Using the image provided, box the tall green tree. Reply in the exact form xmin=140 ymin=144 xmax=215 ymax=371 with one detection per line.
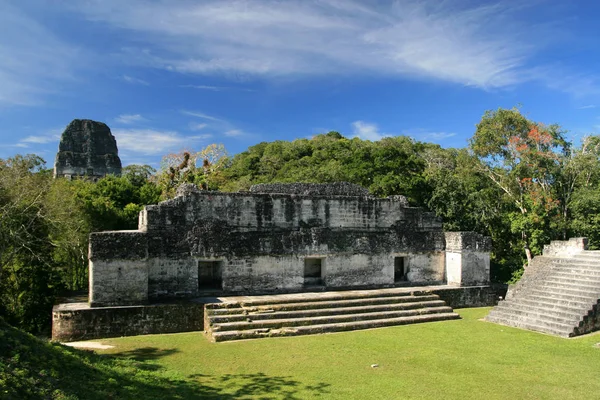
xmin=469 ymin=107 xmax=568 ymax=265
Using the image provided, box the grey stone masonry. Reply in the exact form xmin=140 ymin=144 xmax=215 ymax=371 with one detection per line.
xmin=89 ymin=182 xmax=491 ymax=306
xmin=485 ymin=238 xmax=600 ymax=337
xmin=204 ymin=287 xmax=461 ymax=342
xmin=54 ymin=119 xmax=122 ymax=180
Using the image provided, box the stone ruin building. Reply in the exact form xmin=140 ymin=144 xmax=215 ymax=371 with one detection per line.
xmin=88 ymin=182 xmax=491 ymax=306
xmin=53 ymin=182 xmax=497 ymax=342
xmin=53 ymin=119 xmax=122 ymax=181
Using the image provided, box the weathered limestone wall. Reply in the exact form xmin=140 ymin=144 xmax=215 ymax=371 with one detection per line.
xmin=88 ymin=183 xmax=491 ymax=306
xmin=139 ymin=191 xmax=442 ymax=235
xmin=89 ymin=231 xmax=148 ymax=307
xmin=444 ymin=232 xmax=491 ymax=286
xmin=543 ymin=237 xmax=588 ymax=257
xmin=52 ymin=302 xmax=203 ymax=342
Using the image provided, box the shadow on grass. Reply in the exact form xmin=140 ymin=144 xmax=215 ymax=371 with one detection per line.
xmin=188 ymin=372 xmax=331 ymax=399
xmin=1 ymin=319 xmax=330 ymax=399
xmin=114 ymin=346 xmax=180 ymax=362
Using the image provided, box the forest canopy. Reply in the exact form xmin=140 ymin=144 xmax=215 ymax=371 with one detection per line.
xmin=2 ymin=107 xmax=600 ymax=334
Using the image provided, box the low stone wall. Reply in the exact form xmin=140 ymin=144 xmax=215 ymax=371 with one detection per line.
xmin=52 ymin=302 xmax=204 ymax=342
xmin=434 ymin=286 xmax=501 ymax=308
xmin=52 ymin=286 xmax=500 ymax=342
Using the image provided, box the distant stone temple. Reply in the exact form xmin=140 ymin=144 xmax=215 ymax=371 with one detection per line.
xmin=53 ymin=119 xmax=122 ymax=180
xmin=88 ymin=182 xmax=492 ymax=306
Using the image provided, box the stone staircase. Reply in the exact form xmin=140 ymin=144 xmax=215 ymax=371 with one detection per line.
xmin=485 ymin=245 xmax=600 ymax=337
xmin=204 ymin=288 xmax=460 ymax=342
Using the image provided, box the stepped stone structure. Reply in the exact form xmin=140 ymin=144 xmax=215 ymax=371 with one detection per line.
xmin=53 ymin=182 xmax=497 ymax=342
xmin=204 ymin=288 xmax=463 ymax=342
xmin=485 ymin=238 xmax=600 ymax=337
xmin=53 ymin=119 xmax=122 ymax=180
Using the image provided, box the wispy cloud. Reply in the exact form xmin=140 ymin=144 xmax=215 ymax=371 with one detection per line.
xmin=115 ymin=113 xmax=145 ymax=124
xmin=180 ymin=110 xmax=223 ymax=122
xmin=352 ymin=121 xmax=387 ymax=141
xmin=402 ymin=128 xmax=457 ymax=142
xmin=189 ymin=134 xmax=213 ymax=140
xmin=578 ymin=104 xmax=596 ymax=109
xmin=14 ymin=128 xmax=62 ymax=148
xmin=20 ymin=134 xmax=61 ymax=144
xmin=183 ymin=109 xmax=248 ymax=139
xmin=113 ymin=129 xmax=212 ymax=156
xmin=189 ymin=122 xmax=208 ymax=131
xmin=180 ymin=84 xmax=254 ymax=92
xmin=122 ymin=75 xmax=149 ymax=86
xmin=68 ymin=0 xmax=546 ymax=89
xmin=0 ymin=3 xmax=80 ymax=106
xmin=224 ymin=129 xmax=243 ymax=137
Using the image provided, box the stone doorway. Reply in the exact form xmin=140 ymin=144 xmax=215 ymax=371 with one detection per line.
xmin=198 ymin=260 xmax=222 ymax=289
xmin=394 ymin=257 xmax=407 ymax=282
xmin=304 ymin=258 xmax=324 ymax=287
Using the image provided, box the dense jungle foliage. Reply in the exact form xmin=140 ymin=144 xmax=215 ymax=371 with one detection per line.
xmin=2 ymin=107 xmax=600 ymax=334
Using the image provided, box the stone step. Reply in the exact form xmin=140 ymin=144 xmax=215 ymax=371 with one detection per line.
xmin=523 ymin=289 xmax=598 ymax=304
xmin=205 ymin=290 xmax=436 ymax=309
xmin=536 ymin=279 xmax=600 ymax=292
xmin=485 ymin=313 xmax=572 ymax=337
xmin=550 ymin=258 xmax=600 ymax=268
xmin=493 ymin=302 xmax=583 ymax=325
xmin=211 ymin=306 xmax=454 ymax=332
xmin=485 ymin=309 xmax=574 ymax=332
xmin=515 ymin=296 xmax=593 ymax=313
xmin=211 ymin=312 xmax=460 ymax=342
xmin=208 ymin=300 xmax=447 ymax=324
xmin=207 ymin=294 xmax=441 ymax=315
xmin=529 ymin=283 xmax=600 ymax=298
xmin=548 ymin=271 xmax=600 ymax=281
xmin=549 ymin=266 xmax=600 ymax=276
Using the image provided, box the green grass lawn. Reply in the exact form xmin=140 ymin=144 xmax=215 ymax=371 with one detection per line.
xmin=91 ymin=307 xmax=600 ymax=400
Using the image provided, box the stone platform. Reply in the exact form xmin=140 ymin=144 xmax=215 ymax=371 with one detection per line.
xmin=52 ymin=285 xmax=498 ymax=342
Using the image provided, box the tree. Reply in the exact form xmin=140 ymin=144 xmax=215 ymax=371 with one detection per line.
xmin=0 ymin=155 xmax=59 ymax=332
xmin=0 ymin=155 xmax=50 ymax=279
xmin=469 ymin=107 xmax=568 ymax=265
xmin=156 ymin=144 xmax=230 ymax=198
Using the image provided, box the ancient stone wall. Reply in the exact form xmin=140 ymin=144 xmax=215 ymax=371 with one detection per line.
xmin=89 ymin=183 xmax=490 ymax=306
xmin=52 ymin=302 xmax=203 ymax=342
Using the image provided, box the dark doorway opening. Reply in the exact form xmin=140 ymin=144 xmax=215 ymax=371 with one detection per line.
xmin=394 ymin=257 xmax=407 ymax=282
xmin=198 ymin=261 xmax=222 ymax=289
xmin=304 ymin=258 xmax=323 ymax=286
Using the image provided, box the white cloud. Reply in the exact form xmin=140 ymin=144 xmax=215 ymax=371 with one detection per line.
xmin=181 ymin=84 xmax=254 ymax=92
xmin=122 ymin=75 xmax=149 ymax=86
xmin=13 ymin=127 xmax=62 ymax=148
xmin=578 ymin=105 xmax=596 ymax=109
xmin=183 ymin=109 xmax=250 ymax=140
xmin=68 ymin=0 xmax=544 ymax=89
xmin=180 ymin=110 xmax=223 ymax=122
xmin=115 ymin=114 xmax=145 ymax=124
xmin=0 ymin=3 xmax=80 ymax=106
xmin=224 ymin=129 xmax=243 ymax=137
xmin=352 ymin=121 xmax=386 ymax=141
xmin=20 ymin=134 xmax=60 ymax=144
xmin=189 ymin=122 xmax=208 ymax=131
xmin=189 ymin=134 xmax=213 ymax=140
xmin=181 ymin=85 xmax=223 ymax=91
xmin=402 ymin=128 xmax=457 ymax=142
xmin=113 ymin=129 xmax=211 ymax=155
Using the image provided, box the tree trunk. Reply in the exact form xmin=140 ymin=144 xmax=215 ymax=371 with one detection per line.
xmin=523 ymin=231 xmax=533 ymax=267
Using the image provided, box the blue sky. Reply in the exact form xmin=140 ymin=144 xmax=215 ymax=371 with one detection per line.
xmin=2 ymin=0 xmax=600 ymax=168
